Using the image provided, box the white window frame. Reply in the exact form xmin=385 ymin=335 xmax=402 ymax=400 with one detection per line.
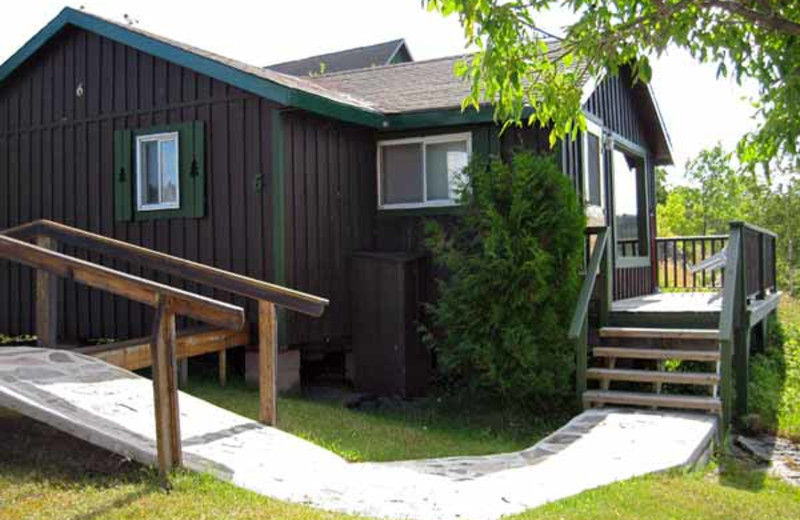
xmin=582 ymin=119 xmax=605 ymax=211
xmin=136 ymin=132 xmax=180 ymax=212
xmin=377 ymin=132 xmax=472 ymax=210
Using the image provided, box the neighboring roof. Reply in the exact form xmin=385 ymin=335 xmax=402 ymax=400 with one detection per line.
xmin=311 ymin=55 xmax=471 ymax=113
xmin=267 ymin=39 xmax=412 ymax=76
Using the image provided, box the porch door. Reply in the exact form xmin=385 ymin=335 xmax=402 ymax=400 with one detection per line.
xmin=608 ymin=139 xmax=654 ymax=300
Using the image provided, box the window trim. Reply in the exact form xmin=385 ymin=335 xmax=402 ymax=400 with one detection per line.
xmin=582 ymin=119 xmax=605 ymax=211
xmin=610 ymin=136 xmax=651 ymax=267
xmin=376 ymin=132 xmax=472 ymax=210
xmin=135 ymin=131 xmax=181 ymax=212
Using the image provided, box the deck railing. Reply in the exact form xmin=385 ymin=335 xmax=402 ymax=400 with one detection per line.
xmin=655 ymin=235 xmax=729 ymax=290
xmin=0 ymin=219 xmax=328 ymax=486
xmin=717 ymin=221 xmax=779 ymax=428
xmin=569 ymin=226 xmax=612 ymax=405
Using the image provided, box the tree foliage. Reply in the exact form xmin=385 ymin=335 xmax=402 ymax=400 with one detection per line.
xmin=659 ymin=144 xmax=800 ymax=292
xmin=424 ymin=152 xmax=585 ymax=408
xmin=424 ymin=0 xmax=800 ymax=168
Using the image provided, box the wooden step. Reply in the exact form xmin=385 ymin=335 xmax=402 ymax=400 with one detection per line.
xmin=593 ymin=347 xmax=720 ymax=362
xmin=599 ymin=327 xmax=719 ymax=341
xmin=583 ymin=390 xmax=722 ymax=412
xmin=587 ymin=368 xmax=720 ymax=386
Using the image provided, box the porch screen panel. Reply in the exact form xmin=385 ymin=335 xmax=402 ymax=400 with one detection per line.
xmin=381 ymin=143 xmax=423 ymax=204
xmin=586 ymin=133 xmax=602 ymax=206
xmin=613 ymin=149 xmax=647 ymax=257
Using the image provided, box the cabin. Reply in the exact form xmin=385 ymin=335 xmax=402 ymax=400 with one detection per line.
xmin=0 ymin=8 xmax=779 ymax=423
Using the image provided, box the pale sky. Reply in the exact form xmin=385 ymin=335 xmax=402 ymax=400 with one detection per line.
xmin=0 ymin=0 xmax=761 ymax=185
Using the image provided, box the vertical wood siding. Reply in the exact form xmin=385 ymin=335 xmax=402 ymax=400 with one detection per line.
xmin=282 ymin=111 xmax=376 ymax=347
xmin=584 ymin=69 xmax=657 ymax=300
xmin=0 ymin=27 xmax=279 ymax=340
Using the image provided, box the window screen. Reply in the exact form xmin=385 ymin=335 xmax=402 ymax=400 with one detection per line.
xmin=381 ymin=143 xmax=424 ymax=205
xmin=425 ymin=141 xmax=468 ymax=201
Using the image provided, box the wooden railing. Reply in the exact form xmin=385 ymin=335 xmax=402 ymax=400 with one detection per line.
xmin=617 ymin=237 xmax=641 ymax=257
xmin=569 ymin=227 xmax=611 ymax=405
xmin=718 ymin=221 xmax=779 ymax=429
xmin=0 ymin=219 xmax=328 ymax=486
xmin=655 ymin=235 xmax=729 ymax=290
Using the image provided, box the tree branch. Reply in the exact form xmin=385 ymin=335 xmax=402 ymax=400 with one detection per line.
xmin=701 ymin=0 xmax=800 ymax=35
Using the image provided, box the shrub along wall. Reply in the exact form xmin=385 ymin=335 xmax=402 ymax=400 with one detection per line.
xmin=424 ymin=152 xmax=585 ymax=409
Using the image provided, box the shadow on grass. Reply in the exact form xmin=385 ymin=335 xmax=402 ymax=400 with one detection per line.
xmin=0 ymin=409 xmax=158 ymax=491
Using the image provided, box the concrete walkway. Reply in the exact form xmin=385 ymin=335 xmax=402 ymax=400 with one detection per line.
xmin=0 ymin=347 xmax=717 ymax=520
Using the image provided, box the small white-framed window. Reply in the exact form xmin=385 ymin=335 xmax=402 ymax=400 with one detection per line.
xmin=377 ymin=132 xmax=471 ymax=209
xmin=136 ymin=132 xmax=180 ymax=211
xmin=582 ymin=119 xmax=605 ymax=211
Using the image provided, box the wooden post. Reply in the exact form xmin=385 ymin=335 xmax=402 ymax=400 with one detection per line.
xmin=258 ymin=300 xmax=278 ymax=426
xmin=150 ymin=296 xmax=182 ymax=488
xmin=178 ymin=360 xmax=189 ymax=387
xmin=575 ymin=320 xmax=588 ymax=408
xmin=599 ymin=233 xmax=612 ymax=325
xmin=35 ymin=236 xmax=58 ymax=347
xmin=218 ymin=349 xmax=227 ymax=387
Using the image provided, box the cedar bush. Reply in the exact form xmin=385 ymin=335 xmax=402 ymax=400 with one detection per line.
xmin=424 ymin=151 xmax=585 ymax=409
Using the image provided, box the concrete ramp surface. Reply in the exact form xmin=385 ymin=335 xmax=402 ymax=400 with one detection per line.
xmin=0 ymin=347 xmax=717 ymax=520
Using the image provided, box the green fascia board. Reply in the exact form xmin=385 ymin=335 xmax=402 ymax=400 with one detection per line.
xmin=384 ymin=107 xmax=494 ymax=130
xmin=0 ymin=7 xmax=384 ymax=128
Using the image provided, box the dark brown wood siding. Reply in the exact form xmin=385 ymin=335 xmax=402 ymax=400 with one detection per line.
xmin=583 ymin=69 xmax=657 ymax=300
xmin=282 ymin=111 xmax=376 ymax=347
xmin=0 ymin=26 xmax=279 ymax=340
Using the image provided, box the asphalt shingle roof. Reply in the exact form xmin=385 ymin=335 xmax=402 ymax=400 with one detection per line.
xmin=310 ymin=55 xmax=473 ymax=113
xmin=267 ymin=39 xmax=410 ymax=76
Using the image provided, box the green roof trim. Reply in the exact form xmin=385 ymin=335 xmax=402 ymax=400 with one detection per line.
xmin=383 ymin=107 xmax=494 ymax=130
xmin=0 ymin=8 xmax=385 ymax=128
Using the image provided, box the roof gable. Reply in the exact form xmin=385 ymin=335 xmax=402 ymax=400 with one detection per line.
xmin=0 ymin=8 xmax=672 ymax=152
xmin=0 ymin=8 xmax=384 ymax=127
xmin=267 ymin=39 xmax=412 ymax=76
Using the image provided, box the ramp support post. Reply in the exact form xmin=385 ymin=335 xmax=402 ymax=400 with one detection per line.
xmin=151 ymin=295 xmax=182 ymax=488
xmin=35 ymin=236 xmax=58 ymax=347
xmin=258 ymin=300 xmax=277 ymax=426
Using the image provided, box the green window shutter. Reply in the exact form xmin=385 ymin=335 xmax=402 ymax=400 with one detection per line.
xmin=113 ymin=129 xmax=133 ymax=221
xmin=189 ymin=121 xmax=206 ymax=218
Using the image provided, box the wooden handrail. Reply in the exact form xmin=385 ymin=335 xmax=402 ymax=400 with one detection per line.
xmin=569 ymin=227 xmax=609 ymax=339
xmin=0 ymin=234 xmax=244 ymax=330
xmin=718 ymin=227 xmax=741 ymax=343
xmin=4 ymin=219 xmax=328 ymax=317
xmin=731 ymin=220 xmax=778 ymax=239
xmin=655 ymin=234 xmax=729 ymax=241
xmin=0 ymin=220 xmax=329 ymax=487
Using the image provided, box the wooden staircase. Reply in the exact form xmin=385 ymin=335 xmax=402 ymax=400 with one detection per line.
xmin=583 ymin=327 xmax=722 ymax=414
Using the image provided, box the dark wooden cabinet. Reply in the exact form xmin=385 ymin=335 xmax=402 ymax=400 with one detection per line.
xmin=350 ymin=251 xmax=430 ymax=397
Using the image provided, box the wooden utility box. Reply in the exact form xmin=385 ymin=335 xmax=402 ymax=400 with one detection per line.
xmin=350 ymin=251 xmax=430 ymax=397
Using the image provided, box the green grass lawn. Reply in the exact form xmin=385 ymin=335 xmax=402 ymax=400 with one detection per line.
xmin=2 ymin=409 xmax=799 ymax=520
xmin=3 ymin=296 xmax=800 ymax=519
xmin=183 ymin=378 xmax=563 ymax=462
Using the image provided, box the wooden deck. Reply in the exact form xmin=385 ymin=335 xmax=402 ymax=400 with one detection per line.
xmin=609 ymin=290 xmax=780 ymax=329
xmin=612 ymin=292 xmax=723 ymax=314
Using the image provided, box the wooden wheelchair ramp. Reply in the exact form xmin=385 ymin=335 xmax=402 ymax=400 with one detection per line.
xmin=0 ymin=346 xmax=717 ymax=520
xmin=0 ymin=219 xmax=329 ymax=485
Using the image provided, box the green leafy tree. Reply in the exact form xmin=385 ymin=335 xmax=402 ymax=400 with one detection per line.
xmin=424 ymin=0 xmax=800 ymax=168
xmin=425 ymin=152 xmax=585 ymax=408
xmin=659 ymin=144 xmax=800 ymax=293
